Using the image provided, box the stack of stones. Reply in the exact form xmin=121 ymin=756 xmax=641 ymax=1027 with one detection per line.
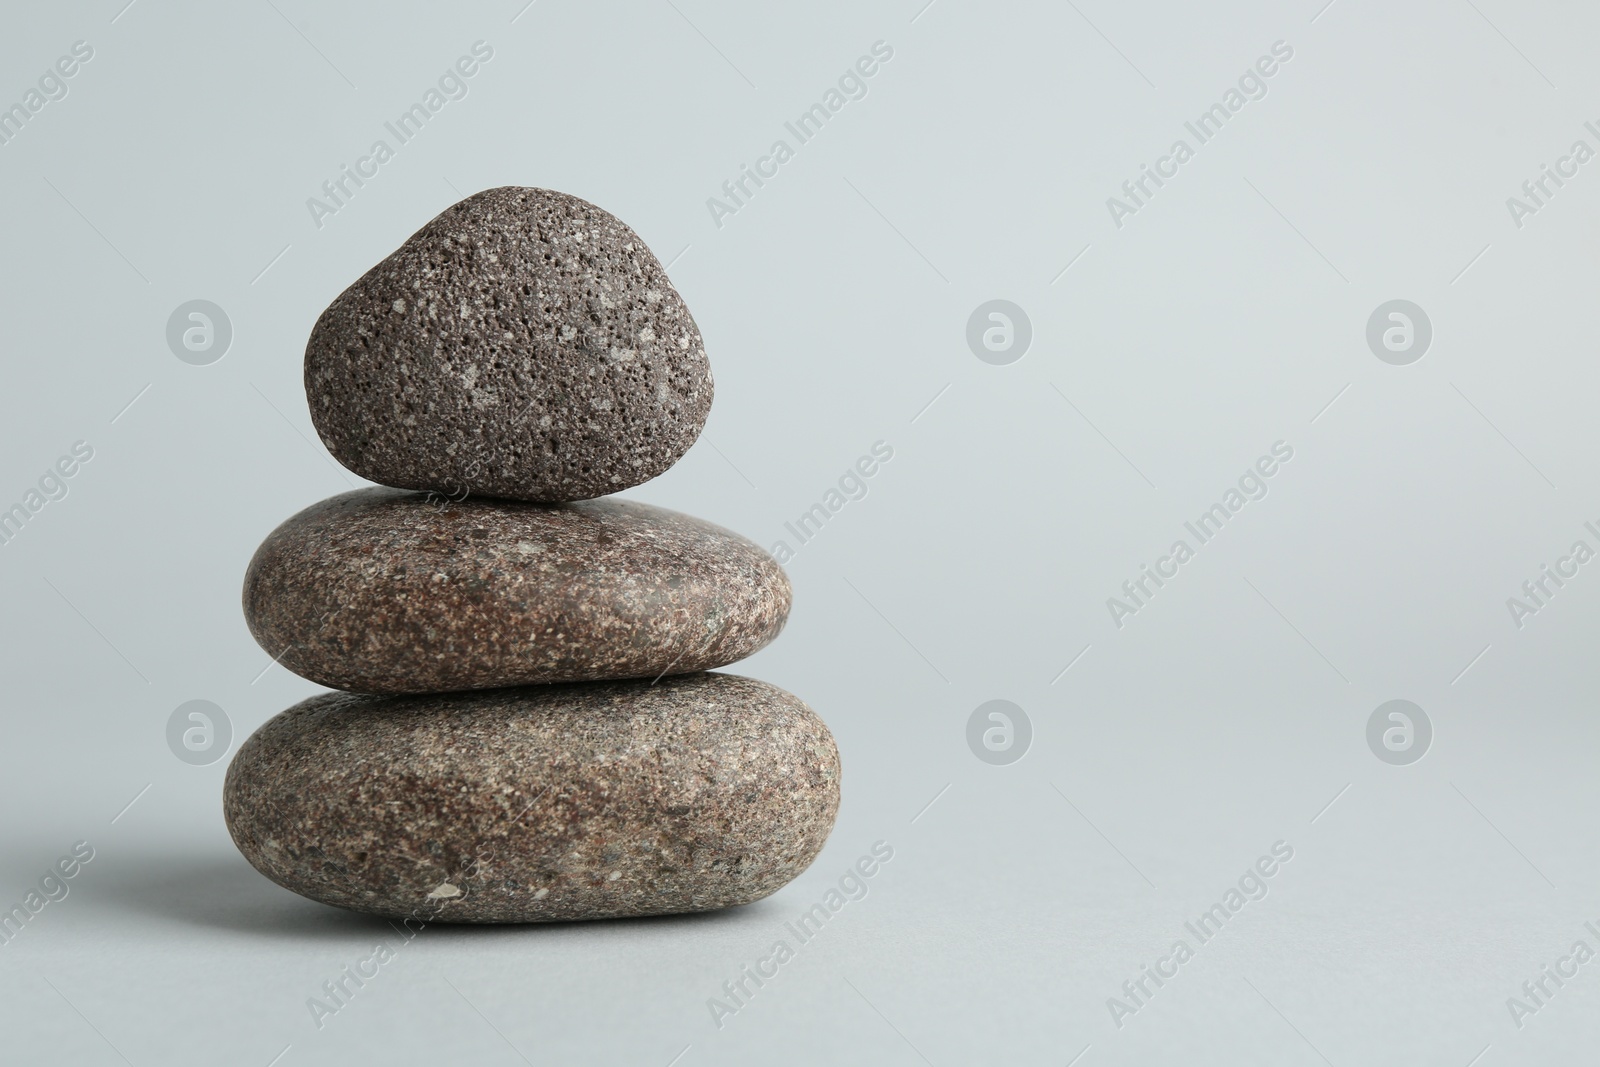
xmin=223 ymin=187 xmax=840 ymax=923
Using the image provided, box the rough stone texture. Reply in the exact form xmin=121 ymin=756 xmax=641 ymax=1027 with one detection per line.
xmin=222 ymin=674 xmax=840 ymax=923
xmin=304 ymin=186 xmax=713 ymax=502
xmin=243 ymin=487 xmax=790 ymax=695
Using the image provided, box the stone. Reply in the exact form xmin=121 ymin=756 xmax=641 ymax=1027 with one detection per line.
xmin=222 ymin=674 xmax=840 ymax=922
xmin=243 ymin=487 xmax=791 ymax=695
xmin=304 ymin=186 xmax=713 ymax=503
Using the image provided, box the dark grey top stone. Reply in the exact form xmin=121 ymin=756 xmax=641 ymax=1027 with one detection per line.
xmin=243 ymin=488 xmax=791 ymax=695
xmin=304 ymin=186 xmax=713 ymax=502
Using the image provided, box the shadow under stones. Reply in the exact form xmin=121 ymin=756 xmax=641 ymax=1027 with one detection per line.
xmin=102 ymin=847 xmax=765 ymax=942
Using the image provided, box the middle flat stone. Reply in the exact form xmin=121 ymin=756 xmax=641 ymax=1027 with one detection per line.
xmin=243 ymin=488 xmax=790 ymax=694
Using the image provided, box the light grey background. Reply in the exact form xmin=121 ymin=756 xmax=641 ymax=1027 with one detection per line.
xmin=2 ymin=0 xmax=1598 ymax=1063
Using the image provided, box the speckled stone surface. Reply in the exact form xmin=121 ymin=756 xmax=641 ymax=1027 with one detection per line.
xmin=222 ymin=674 xmax=840 ymax=922
xmin=304 ymin=186 xmax=713 ymax=502
xmin=243 ymin=487 xmax=790 ymax=695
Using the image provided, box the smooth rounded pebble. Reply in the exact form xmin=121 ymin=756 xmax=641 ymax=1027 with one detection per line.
xmin=243 ymin=488 xmax=790 ymax=694
xmin=304 ymin=186 xmax=713 ymax=502
xmin=222 ymin=674 xmax=840 ymax=923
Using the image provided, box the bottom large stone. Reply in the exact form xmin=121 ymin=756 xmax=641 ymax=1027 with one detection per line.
xmin=223 ymin=673 xmax=840 ymax=922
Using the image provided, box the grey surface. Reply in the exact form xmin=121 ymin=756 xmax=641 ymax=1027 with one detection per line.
xmin=2 ymin=0 xmax=1599 ymax=1064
